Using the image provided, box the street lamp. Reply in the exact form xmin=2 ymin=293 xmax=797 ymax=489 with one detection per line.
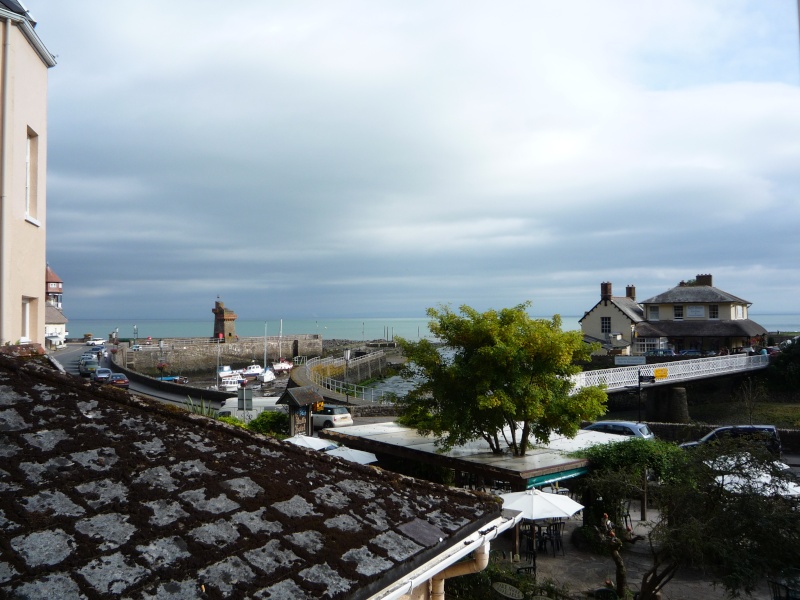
xmin=133 ymin=324 xmax=138 ymax=345
xmin=343 ymin=349 xmax=351 ymax=405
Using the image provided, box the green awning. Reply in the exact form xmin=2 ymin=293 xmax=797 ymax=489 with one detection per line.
xmin=527 ymin=467 xmax=588 ymax=489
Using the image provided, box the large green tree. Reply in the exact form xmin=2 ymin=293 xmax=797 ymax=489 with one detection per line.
xmin=582 ymin=439 xmax=800 ymax=599
xmin=396 ymin=302 xmax=607 ymax=456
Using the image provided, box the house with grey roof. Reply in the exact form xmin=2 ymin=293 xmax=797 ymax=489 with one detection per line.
xmin=579 ymin=282 xmax=644 ymax=355
xmin=0 ymin=353 xmax=519 ymax=599
xmin=581 ymin=275 xmax=767 ymax=355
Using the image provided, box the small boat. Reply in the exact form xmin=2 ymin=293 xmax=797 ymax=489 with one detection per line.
xmin=259 ymin=368 xmax=276 ymax=384
xmin=219 ymin=375 xmax=246 ymax=392
xmin=217 ymin=365 xmax=234 ymax=378
xmin=240 ymin=364 xmax=265 ymax=378
xmin=272 ymin=358 xmax=293 ymax=373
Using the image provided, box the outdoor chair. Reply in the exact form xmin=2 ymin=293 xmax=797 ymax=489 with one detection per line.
xmin=515 ymin=549 xmax=536 ymax=579
xmin=547 ymin=520 xmax=566 ymax=556
xmin=622 ymin=499 xmax=632 ymax=530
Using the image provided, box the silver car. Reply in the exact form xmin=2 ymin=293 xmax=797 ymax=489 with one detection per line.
xmin=583 ymin=421 xmax=655 ymax=440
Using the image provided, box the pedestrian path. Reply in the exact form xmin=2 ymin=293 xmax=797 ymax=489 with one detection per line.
xmin=494 ymin=505 xmax=772 ymax=599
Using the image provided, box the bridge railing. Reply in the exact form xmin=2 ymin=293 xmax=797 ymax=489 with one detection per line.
xmin=304 ymin=353 xmax=392 ymax=403
xmin=572 ymin=354 xmax=770 ymax=393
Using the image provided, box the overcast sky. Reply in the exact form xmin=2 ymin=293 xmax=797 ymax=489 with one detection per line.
xmin=33 ymin=1 xmax=800 ymax=321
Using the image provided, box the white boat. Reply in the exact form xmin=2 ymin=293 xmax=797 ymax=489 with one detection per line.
xmin=217 ymin=365 xmax=234 ymax=378
xmin=259 ymin=368 xmax=276 ymax=383
xmin=240 ymin=364 xmax=264 ymax=378
xmin=219 ymin=376 xmax=246 ymax=392
xmin=272 ymin=359 xmax=293 ymax=373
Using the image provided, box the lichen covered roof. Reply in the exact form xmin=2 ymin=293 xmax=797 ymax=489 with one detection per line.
xmin=640 ymin=284 xmax=750 ymax=305
xmin=0 ymin=355 xmax=498 ymax=599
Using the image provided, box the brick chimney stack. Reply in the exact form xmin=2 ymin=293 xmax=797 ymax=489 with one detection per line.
xmin=626 ymin=285 xmax=635 ymax=301
xmin=696 ymin=274 xmax=713 ymax=287
xmin=601 ymin=282 xmax=612 ymax=301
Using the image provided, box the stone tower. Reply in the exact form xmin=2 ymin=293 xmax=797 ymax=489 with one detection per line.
xmin=212 ymin=300 xmax=238 ymax=342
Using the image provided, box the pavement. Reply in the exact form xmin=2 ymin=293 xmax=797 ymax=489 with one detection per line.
xmin=493 ymin=501 xmax=774 ymax=600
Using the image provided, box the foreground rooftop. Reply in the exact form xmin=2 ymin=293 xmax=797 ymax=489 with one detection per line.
xmin=0 ymin=354 xmax=501 ymax=598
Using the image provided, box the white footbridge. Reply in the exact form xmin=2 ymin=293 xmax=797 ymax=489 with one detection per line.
xmin=572 ymin=354 xmax=769 ymax=394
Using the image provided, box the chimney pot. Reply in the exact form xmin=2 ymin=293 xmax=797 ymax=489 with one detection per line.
xmin=626 ymin=285 xmax=636 ymax=301
xmin=601 ymin=282 xmax=612 ymax=301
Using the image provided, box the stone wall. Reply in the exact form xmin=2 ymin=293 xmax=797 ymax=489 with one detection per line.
xmin=121 ymin=335 xmax=322 ymax=375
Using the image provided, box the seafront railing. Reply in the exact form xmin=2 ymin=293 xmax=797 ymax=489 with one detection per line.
xmin=304 ymin=353 xmax=394 ymax=404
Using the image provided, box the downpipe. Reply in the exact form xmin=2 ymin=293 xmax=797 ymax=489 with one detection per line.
xmin=430 ymin=541 xmax=490 ymax=600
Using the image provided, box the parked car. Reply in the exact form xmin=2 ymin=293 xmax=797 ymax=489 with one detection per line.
xmin=85 ymin=338 xmax=106 ymax=346
xmin=645 ymin=349 xmax=676 ymax=357
xmin=583 ymin=421 xmax=655 ymax=440
xmin=679 ymin=350 xmax=702 ymax=357
xmin=130 ymin=345 xmax=143 ymax=351
xmin=679 ymin=425 xmax=782 ymax=458
xmin=107 ymin=373 xmax=130 ymax=389
xmin=312 ymin=406 xmax=354 ymax=429
xmin=79 ymin=359 xmax=99 ymax=377
xmin=92 ymin=368 xmax=113 ymax=383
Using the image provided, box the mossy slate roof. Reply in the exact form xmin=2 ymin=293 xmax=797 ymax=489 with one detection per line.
xmin=0 ymin=355 xmax=498 ymax=599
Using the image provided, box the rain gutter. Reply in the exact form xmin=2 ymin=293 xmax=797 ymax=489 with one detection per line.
xmin=0 ymin=16 xmax=10 ymax=344
xmin=370 ymin=510 xmax=522 ymax=600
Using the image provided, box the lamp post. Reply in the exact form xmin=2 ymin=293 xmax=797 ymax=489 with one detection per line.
xmin=343 ymin=349 xmax=351 ymax=405
xmin=263 ymin=321 xmax=268 ymax=368
xmin=133 ymin=324 xmax=138 ymax=345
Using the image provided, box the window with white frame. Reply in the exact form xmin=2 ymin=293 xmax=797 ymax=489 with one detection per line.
xmin=709 ymin=305 xmax=719 ymax=319
xmin=736 ymin=305 xmax=744 ymax=319
xmin=673 ymin=305 xmax=684 ymax=320
xmin=26 ymin=129 xmax=39 ymax=222
xmin=601 ymin=317 xmax=611 ymax=334
xmin=648 ymin=306 xmax=660 ymax=321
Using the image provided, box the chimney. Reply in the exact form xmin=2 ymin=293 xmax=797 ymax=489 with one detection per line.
xmin=696 ymin=274 xmax=713 ymax=287
xmin=601 ymin=282 xmax=612 ymax=301
xmin=626 ymin=285 xmax=636 ymax=301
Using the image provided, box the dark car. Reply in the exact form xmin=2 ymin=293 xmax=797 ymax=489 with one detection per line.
xmin=645 ymin=349 xmax=676 ymax=357
xmin=108 ymin=373 xmax=130 ymax=389
xmin=680 ymin=425 xmax=782 ymax=457
xmin=679 ymin=349 xmax=702 ymax=357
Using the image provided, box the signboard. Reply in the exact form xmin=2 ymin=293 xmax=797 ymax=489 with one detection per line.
xmin=492 ymin=582 xmax=524 ymax=599
xmin=237 ymin=388 xmax=253 ymax=410
xmin=615 ymin=356 xmax=646 ymax=366
xmin=653 ymin=367 xmax=668 ymax=380
xmin=687 ymin=305 xmax=704 ymax=318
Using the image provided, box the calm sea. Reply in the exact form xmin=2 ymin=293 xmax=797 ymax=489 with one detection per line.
xmin=65 ymin=314 xmax=800 ymax=342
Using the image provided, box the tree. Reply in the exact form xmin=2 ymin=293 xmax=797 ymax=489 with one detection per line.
xmin=396 ymin=303 xmax=607 ymax=456
xmin=582 ymin=438 xmax=800 ymax=599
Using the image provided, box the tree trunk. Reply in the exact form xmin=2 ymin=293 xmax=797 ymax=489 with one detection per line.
xmin=610 ymin=539 xmax=627 ymax=597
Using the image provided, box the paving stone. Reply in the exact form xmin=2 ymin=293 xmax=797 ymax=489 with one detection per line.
xmin=135 ymin=466 xmax=179 ymax=491
xmin=273 ymin=494 xmax=320 ymax=518
xmin=10 ymin=529 xmax=75 ymax=567
xmin=19 ymin=456 xmax=75 ymax=484
xmin=242 ymin=539 xmax=300 ymax=575
xmin=170 ymin=459 xmax=214 ymax=479
xmin=0 ymin=561 xmax=18 ymax=584
xmin=178 ymin=489 xmax=240 ymax=514
xmin=136 ymin=536 xmax=190 ymax=567
xmin=189 ymin=518 xmax=240 ymax=547
xmin=324 ymin=514 xmax=362 ymax=532
xmin=78 ymin=551 xmax=150 ymax=595
xmin=133 ymin=438 xmax=166 ymax=456
xmin=75 ymin=513 xmax=136 ymax=550
xmin=230 ymin=509 xmax=283 ymax=535
xmin=287 ymin=530 xmax=324 ymax=553
xmin=199 ymin=555 xmax=255 ymax=595
xmin=361 ymin=502 xmax=390 ymax=529
xmin=222 ymin=476 xmax=264 ymax=498
xmin=426 ymin=508 xmax=472 ymax=532
xmin=143 ymin=499 xmax=189 ymax=527
xmin=311 ymin=484 xmax=350 ymax=509
xmin=3 ymin=571 xmax=85 ymax=599
xmin=0 ymin=437 xmax=21 ymax=457
xmin=336 ymin=478 xmax=377 ymax=499
xmin=0 ymin=408 xmax=29 ymax=432
xmin=22 ymin=429 xmax=70 ymax=451
xmin=0 ymin=385 xmax=30 ymax=406
xmin=74 ymin=478 xmax=129 ymax=509
xmin=21 ymin=490 xmax=85 ymax=517
xmin=70 ymin=447 xmax=119 ymax=471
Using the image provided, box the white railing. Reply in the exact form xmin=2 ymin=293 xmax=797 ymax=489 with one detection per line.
xmin=304 ymin=352 xmax=394 ymax=403
xmin=306 ymin=352 xmax=770 ymax=403
xmin=572 ymin=354 xmax=769 ymax=393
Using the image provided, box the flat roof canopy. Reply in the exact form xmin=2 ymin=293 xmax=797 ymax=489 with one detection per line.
xmin=321 ymin=422 xmax=626 ymax=490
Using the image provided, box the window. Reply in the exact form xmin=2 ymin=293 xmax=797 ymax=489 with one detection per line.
xmin=709 ymin=305 xmax=719 ymax=319
xmin=736 ymin=305 xmax=744 ymax=319
xmin=601 ymin=317 xmax=611 ymax=334
xmin=648 ymin=306 xmax=660 ymax=321
xmin=673 ymin=305 xmax=683 ymax=320
xmin=25 ymin=129 xmax=40 ymax=224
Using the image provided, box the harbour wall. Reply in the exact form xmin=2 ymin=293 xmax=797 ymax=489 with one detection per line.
xmin=120 ymin=335 xmax=323 ymax=374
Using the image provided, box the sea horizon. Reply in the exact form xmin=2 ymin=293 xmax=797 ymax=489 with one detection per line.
xmin=65 ymin=313 xmax=800 ymax=342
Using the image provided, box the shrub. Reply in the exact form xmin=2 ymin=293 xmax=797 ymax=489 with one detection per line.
xmin=247 ymin=410 xmax=290 ymax=438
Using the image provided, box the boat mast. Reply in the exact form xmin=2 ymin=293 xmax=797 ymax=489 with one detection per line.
xmin=263 ymin=321 xmax=267 ymax=368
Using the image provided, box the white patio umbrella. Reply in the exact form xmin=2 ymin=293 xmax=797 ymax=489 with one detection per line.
xmin=284 ymin=435 xmax=337 ymax=452
xmin=499 ymin=488 xmax=584 ymax=521
xmin=325 ymin=446 xmax=378 ymax=465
